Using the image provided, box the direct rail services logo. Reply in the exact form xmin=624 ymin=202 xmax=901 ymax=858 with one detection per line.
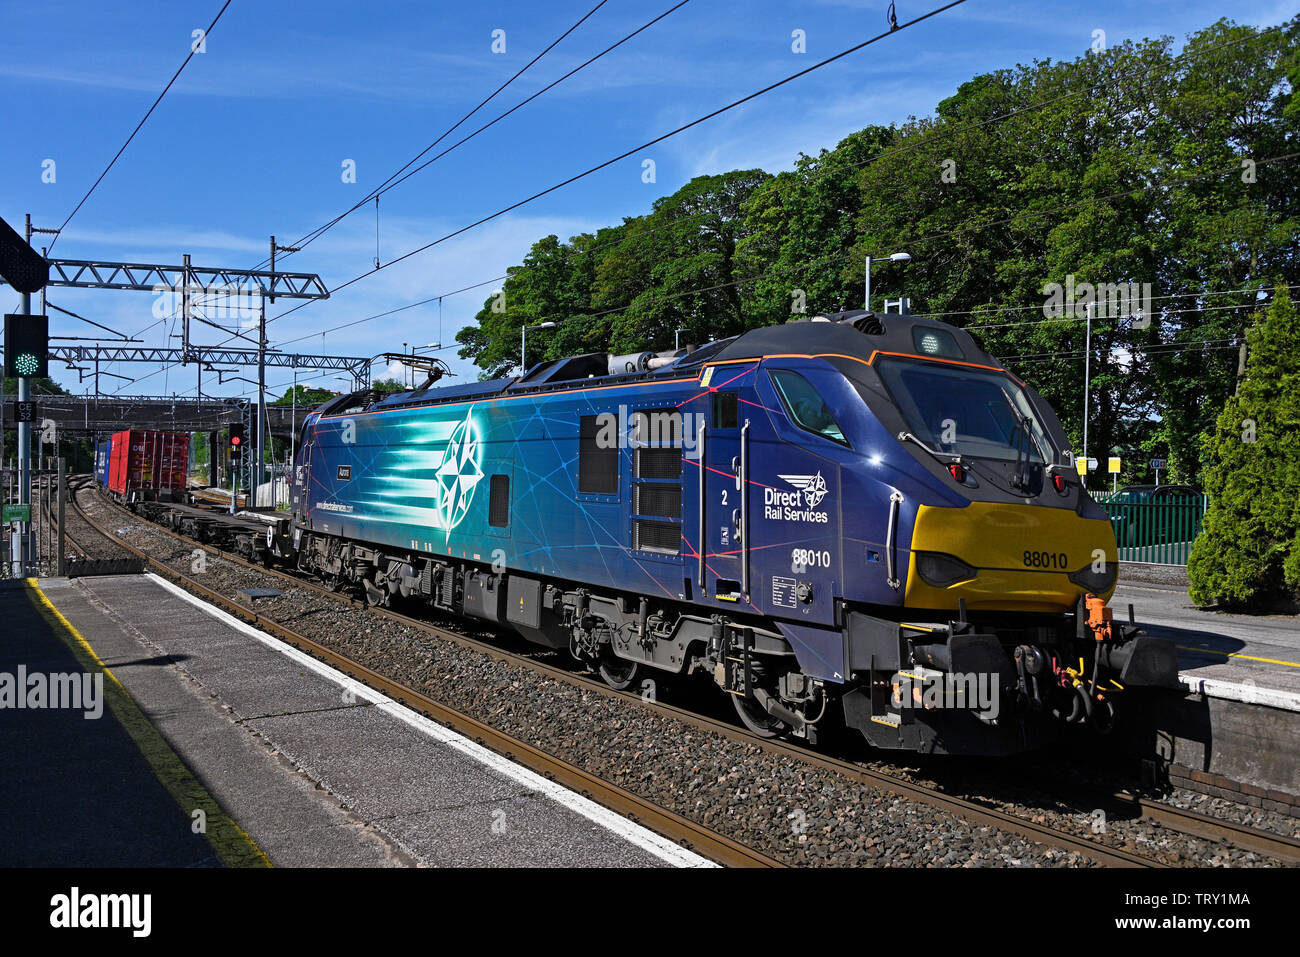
xmin=0 ymin=666 xmax=103 ymax=719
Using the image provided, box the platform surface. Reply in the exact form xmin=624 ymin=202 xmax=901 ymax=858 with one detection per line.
xmin=0 ymin=579 xmax=228 ymax=867
xmin=1113 ymin=576 xmax=1300 ymax=704
xmin=10 ymin=574 xmax=699 ymax=868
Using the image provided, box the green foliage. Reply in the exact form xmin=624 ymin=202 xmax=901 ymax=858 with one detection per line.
xmin=1188 ymin=288 xmax=1300 ymax=606
xmin=456 ymin=170 xmax=771 ymax=378
xmin=370 ymin=378 xmax=406 ymax=395
xmin=454 ymin=15 xmax=1300 ymax=492
xmin=2 ymin=376 xmax=68 ymax=396
xmin=273 ymin=383 xmax=336 ymax=406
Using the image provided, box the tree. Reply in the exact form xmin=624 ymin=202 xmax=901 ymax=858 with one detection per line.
xmin=594 ymin=170 xmax=771 ymax=351
xmin=272 ymin=383 xmax=336 ymax=406
xmin=452 ymin=15 xmax=1300 ymax=487
xmin=737 ymin=127 xmax=893 ymax=322
xmin=1187 ymin=287 xmax=1300 ymax=606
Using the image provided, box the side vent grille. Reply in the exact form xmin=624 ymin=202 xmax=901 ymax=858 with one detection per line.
xmin=633 ymin=519 xmax=681 ymax=554
xmin=634 ymin=483 xmax=681 ymax=519
xmin=632 ymin=407 xmax=682 ymax=555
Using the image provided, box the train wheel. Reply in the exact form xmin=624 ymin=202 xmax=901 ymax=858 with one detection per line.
xmin=732 ymin=692 xmax=787 ymax=738
xmin=730 ymin=658 xmax=789 ymax=738
xmin=598 ymin=654 xmax=640 ymax=691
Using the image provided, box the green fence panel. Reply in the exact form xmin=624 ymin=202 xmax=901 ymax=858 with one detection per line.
xmin=1097 ymin=493 xmax=1208 ymax=566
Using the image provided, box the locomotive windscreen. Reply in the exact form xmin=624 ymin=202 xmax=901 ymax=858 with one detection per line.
xmin=876 ymin=357 xmax=1050 ymax=464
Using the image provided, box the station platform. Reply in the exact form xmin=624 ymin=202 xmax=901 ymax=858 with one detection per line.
xmin=1112 ymin=575 xmax=1300 ymax=705
xmin=2 ymin=574 xmax=707 ymax=868
xmin=0 ymin=579 xmax=240 ymax=867
xmin=1113 ymin=567 xmax=1300 ymax=802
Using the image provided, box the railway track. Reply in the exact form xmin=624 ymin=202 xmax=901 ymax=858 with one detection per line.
xmin=65 ymin=479 xmax=1300 ymax=867
xmin=62 ymin=479 xmax=780 ymax=869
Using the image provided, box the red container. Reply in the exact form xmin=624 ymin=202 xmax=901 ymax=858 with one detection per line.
xmin=108 ymin=430 xmax=189 ymax=499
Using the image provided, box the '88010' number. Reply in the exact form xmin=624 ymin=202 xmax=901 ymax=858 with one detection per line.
xmin=1023 ymin=550 xmax=1068 ymax=569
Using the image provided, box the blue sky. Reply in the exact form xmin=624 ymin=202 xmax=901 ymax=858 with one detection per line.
xmin=2 ymin=0 xmax=1297 ymax=400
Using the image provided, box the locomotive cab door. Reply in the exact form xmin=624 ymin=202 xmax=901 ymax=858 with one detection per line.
xmin=697 ymin=387 xmax=748 ymax=602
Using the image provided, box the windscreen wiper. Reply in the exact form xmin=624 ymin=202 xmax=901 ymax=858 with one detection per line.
xmin=999 ymin=389 xmax=1041 ymax=491
xmin=896 ymin=431 xmax=961 ymax=465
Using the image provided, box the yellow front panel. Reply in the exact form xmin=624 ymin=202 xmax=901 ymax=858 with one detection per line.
xmin=904 ymin=502 xmax=1117 ymax=613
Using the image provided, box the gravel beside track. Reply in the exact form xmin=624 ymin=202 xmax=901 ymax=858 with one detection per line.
xmin=71 ymin=484 xmax=1294 ymax=867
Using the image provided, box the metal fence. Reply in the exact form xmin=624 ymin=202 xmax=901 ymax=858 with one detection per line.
xmin=1 ymin=461 xmax=67 ymax=579
xmin=1096 ymin=492 xmax=1209 ymax=566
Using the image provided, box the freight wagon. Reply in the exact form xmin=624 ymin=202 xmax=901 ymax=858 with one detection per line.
xmin=104 ymin=429 xmax=190 ymax=503
xmin=94 ymin=437 xmax=111 ymax=488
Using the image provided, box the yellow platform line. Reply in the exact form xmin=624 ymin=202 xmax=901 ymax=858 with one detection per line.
xmin=1175 ymin=642 xmax=1300 ymax=669
xmin=25 ymin=579 xmax=271 ymax=868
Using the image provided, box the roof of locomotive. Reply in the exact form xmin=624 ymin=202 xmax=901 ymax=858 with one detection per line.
xmin=318 ymin=311 xmax=1004 ymax=417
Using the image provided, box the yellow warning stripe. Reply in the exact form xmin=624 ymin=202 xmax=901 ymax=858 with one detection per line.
xmin=25 ymin=579 xmax=271 ymax=868
xmin=1174 ymin=642 xmax=1300 ymax=669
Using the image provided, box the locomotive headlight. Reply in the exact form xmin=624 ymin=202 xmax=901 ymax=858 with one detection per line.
xmin=911 ymin=326 xmax=964 ymax=359
xmin=1068 ymin=561 xmax=1118 ymax=593
xmin=915 ymin=551 xmax=978 ymax=587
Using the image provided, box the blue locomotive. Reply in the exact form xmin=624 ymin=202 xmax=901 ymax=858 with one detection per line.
xmin=272 ymin=310 xmax=1179 ymax=754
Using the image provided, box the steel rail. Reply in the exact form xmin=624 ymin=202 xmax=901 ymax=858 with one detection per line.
xmin=66 ymin=481 xmax=781 ymax=869
xmin=75 ymin=480 xmax=1300 ymax=868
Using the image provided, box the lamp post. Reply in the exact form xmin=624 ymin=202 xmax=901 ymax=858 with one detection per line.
xmin=521 ymin=321 xmax=557 ymax=372
xmin=865 ymin=252 xmax=912 ymax=311
xmin=674 ymin=328 xmax=689 ymax=351
xmin=1081 ymin=301 xmax=1093 ymax=487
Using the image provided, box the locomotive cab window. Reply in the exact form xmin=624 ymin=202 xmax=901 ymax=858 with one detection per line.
xmin=876 ymin=357 xmax=1051 ymax=463
xmin=712 ymin=391 xmax=738 ymax=429
xmin=769 ymin=370 xmax=849 ymax=446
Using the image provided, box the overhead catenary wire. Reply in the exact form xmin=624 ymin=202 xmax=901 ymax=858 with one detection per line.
xmin=265 ymin=20 xmax=1290 ymax=348
xmin=260 ymin=0 xmax=971 ymax=331
xmin=252 ymin=0 xmax=691 ymax=273
xmin=177 ymin=1 xmax=676 ymax=372
xmin=136 ymin=0 xmax=968 ymax=392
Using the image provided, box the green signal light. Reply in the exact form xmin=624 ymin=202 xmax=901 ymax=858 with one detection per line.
xmin=14 ymin=353 xmax=39 ymax=376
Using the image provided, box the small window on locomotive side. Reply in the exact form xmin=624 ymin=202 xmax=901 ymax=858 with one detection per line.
xmin=578 ymin=414 xmax=618 ymax=495
xmin=712 ymin=391 xmax=738 ymax=429
xmin=488 ymin=474 xmax=510 ymax=527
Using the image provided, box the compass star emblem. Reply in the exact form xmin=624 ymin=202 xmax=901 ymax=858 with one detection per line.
xmin=434 ymin=413 xmax=484 ymax=535
xmin=778 ymin=471 xmax=828 ymax=508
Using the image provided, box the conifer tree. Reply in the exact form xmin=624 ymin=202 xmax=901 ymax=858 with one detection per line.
xmin=1188 ymin=287 xmax=1300 ymax=606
